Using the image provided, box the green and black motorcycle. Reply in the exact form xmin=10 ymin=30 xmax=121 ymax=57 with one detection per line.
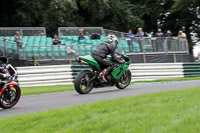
xmin=74 ymin=52 xmax=132 ymax=94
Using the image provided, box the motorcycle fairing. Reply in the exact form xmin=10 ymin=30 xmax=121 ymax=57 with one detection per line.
xmin=111 ymin=64 xmax=129 ymax=80
xmin=9 ymin=81 xmax=18 ymax=88
xmin=80 ymin=55 xmax=100 ymax=69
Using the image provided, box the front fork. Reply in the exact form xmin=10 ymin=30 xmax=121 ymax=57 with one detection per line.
xmin=0 ymin=83 xmax=6 ymax=97
xmin=0 ymin=81 xmax=17 ymax=97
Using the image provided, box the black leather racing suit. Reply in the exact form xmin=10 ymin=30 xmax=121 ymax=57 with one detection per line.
xmin=0 ymin=61 xmax=6 ymax=80
xmin=92 ymin=42 xmax=124 ymax=72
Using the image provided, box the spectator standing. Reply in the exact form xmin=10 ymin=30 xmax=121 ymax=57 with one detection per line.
xmin=14 ymin=31 xmax=23 ymax=49
xmin=67 ymin=45 xmax=76 ymax=55
xmin=78 ymin=32 xmax=85 ymax=41
xmin=165 ymin=30 xmax=173 ymax=51
xmin=165 ymin=30 xmax=173 ymax=37
xmin=178 ymin=30 xmax=187 ymax=51
xmin=67 ymin=45 xmax=76 ymax=64
xmin=136 ymin=28 xmax=144 ymax=52
xmin=155 ymin=28 xmax=164 ymax=52
xmin=127 ymin=30 xmax=135 ymax=52
xmin=155 ymin=28 xmax=164 ymax=37
xmin=107 ymin=31 xmax=117 ymax=39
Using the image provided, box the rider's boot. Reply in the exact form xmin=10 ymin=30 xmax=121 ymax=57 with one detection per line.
xmin=99 ymin=69 xmax=108 ymax=82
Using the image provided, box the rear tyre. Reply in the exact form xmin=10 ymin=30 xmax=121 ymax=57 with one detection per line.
xmin=0 ymin=85 xmax=21 ymax=109
xmin=74 ymin=70 xmax=94 ymax=94
xmin=116 ymin=69 xmax=131 ymax=89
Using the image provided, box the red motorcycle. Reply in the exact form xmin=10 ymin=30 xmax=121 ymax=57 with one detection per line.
xmin=0 ymin=57 xmax=21 ymax=109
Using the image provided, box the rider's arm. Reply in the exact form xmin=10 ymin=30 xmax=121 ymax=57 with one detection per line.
xmin=110 ymin=46 xmax=124 ymax=64
xmin=0 ymin=73 xmax=7 ymax=79
xmin=0 ymin=68 xmax=7 ymax=80
xmin=8 ymin=65 xmax=17 ymax=77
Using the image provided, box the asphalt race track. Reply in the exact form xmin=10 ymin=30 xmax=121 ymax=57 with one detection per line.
xmin=1 ymin=80 xmax=200 ymax=118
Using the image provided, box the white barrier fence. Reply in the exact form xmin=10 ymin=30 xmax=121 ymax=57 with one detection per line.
xmin=16 ymin=65 xmax=73 ymax=87
xmin=16 ymin=63 xmax=184 ymax=87
xmin=130 ymin=63 xmax=183 ymax=81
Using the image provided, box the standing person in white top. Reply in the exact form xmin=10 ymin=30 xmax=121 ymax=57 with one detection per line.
xmin=107 ymin=31 xmax=117 ymax=39
xmin=66 ymin=45 xmax=76 ymax=64
xmin=178 ymin=30 xmax=187 ymax=51
xmin=14 ymin=31 xmax=23 ymax=49
xmin=67 ymin=45 xmax=76 ymax=55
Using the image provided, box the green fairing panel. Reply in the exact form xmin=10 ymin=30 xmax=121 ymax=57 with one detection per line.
xmin=123 ymin=54 xmax=131 ymax=65
xmin=111 ymin=64 xmax=129 ymax=80
xmin=81 ymin=55 xmax=100 ymax=69
xmin=125 ymin=60 xmax=131 ymax=65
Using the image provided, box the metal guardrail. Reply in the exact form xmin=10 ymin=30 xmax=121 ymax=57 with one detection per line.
xmin=0 ymin=38 xmax=17 ymax=57
xmin=120 ymin=37 xmax=189 ymax=53
xmin=0 ymin=27 xmax=46 ymax=36
xmin=58 ymin=27 xmax=105 ymax=38
xmin=103 ymin=29 xmax=189 ymax=53
xmin=0 ymin=36 xmax=189 ymax=61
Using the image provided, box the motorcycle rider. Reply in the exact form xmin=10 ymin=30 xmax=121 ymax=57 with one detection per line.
xmin=0 ymin=61 xmax=8 ymax=81
xmin=0 ymin=57 xmax=16 ymax=82
xmin=92 ymin=36 xmax=125 ymax=82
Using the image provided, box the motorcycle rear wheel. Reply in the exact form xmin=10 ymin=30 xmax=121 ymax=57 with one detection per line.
xmin=74 ymin=70 xmax=94 ymax=94
xmin=116 ymin=69 xmax=131 ymax=89
xmin=0 ymin=85 xmax=21 ymax=109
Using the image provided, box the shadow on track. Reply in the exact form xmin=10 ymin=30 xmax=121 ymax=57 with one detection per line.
xmin=78 ymin=87 xmax=132 ymax=95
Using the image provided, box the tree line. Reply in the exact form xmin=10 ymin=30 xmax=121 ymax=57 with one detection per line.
xmin=0 ymin=0 xmax=199 ymax=52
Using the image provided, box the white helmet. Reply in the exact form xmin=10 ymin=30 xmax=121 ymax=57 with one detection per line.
xmin=108 ymin=36 xmax=119 ymax=47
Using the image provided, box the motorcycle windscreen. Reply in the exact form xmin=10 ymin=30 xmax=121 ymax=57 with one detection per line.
xmin=111 ymin=64 xmax=129 ymax=80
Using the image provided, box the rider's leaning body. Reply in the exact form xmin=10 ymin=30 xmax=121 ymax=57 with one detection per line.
xmin=92 ymin=36 xmax=125 ymax=82
xmin=0 ymin=57 xmax=17 ymax=82
xmin=0 ymin=61 xmax=8 ymax=81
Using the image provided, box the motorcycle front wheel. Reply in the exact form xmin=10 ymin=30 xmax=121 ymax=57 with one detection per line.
xmin=116 ymin=69 xmax=132 ymax=89
xmin=0 ymin=85 xmax=21 ymax=109
xmin=74 ymin=70 xmax=94 ymax=94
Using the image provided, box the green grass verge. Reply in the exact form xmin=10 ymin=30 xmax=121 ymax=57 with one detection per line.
xmin=1 ymin=87 xmax=200 ymax=133
xmin=21 ymin=85 xmax=74 ymax=96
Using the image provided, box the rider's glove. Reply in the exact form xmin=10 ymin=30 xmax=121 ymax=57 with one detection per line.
xmin=0 ymin=73 xmax=8 ymax=80
xmin=2 ymin=74 xmax=7 ymax=78
xmin=120 ymin=59 xmax=125 ymax=64
xmin=8 ymin=76 xmax=13 ymax=82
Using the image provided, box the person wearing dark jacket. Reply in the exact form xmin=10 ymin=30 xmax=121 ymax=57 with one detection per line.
xmin=78 ymin=32 xmax=85 ymax=41
xmin=155 ymin=28 xmax=164 ymax=51
xmin=92 ymin=36 xmax=125 ymax=82
xmin=0 ymin=57 xmax=17 ymax=81
xmin=0 ymin=61 xmax=8 ymax=81
xmin=165 ymin=30 xmax=173 ymax=51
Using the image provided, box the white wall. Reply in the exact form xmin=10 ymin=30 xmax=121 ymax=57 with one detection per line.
xmin=16 ymin=63 xmax=184 ymax=87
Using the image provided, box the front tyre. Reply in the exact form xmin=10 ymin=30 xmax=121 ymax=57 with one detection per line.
xmin=74 ymin=70 xmax=94 ymax=94
xmin=0 ymin=85 xmax=21 ymax=109
xmin=116 ymin=69 xmax=131 ymax=89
